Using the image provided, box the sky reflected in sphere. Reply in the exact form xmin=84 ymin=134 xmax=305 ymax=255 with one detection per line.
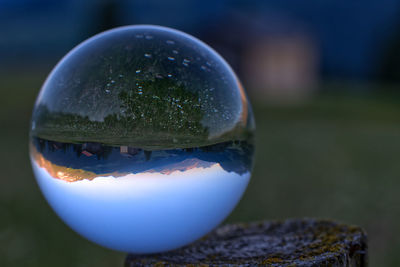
xmin=29 ymin=25 xmax=255 ymax=253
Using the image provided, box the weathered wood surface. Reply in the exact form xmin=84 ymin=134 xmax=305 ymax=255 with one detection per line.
xmin=125 ymin=218 xmax=367 ymax=266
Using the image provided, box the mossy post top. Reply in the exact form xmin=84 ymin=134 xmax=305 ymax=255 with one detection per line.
xmin=31 ymin=25 xmax=255 ymax=149
xmin=126 ymin=219 xmax=368 ymax=266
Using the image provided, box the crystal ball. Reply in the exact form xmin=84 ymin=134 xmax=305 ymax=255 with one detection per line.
xmin=29 ymin=25 xmax=255 ymax=253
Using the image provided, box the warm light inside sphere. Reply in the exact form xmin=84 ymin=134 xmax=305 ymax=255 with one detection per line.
xmin=30 ymin=25 xmax=255 ymax=253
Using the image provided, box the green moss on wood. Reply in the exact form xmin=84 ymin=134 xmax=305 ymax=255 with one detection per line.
xmin=125 ymin=219 xmax=367 ymax=267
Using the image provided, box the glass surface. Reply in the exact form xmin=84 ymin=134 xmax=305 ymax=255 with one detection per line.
xmin=29 ymin=25 xmax=255 ymax=253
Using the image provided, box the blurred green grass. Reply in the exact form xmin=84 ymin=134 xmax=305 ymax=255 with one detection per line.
xmin=1 ymin=71 xmax=400 ymax=266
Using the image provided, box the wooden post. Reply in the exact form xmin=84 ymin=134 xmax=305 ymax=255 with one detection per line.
xmin=125 ymin=219 xmax=367 ymax=266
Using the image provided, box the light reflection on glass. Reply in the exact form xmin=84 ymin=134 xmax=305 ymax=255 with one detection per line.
xmin=30 ymin=138 xmax=252 ymax=253
xmin=29 ymin=25 xmax=255 ymax=253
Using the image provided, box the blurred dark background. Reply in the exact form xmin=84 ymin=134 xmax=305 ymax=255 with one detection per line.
xmin=1 ymin=0 xmax=400 ymax=266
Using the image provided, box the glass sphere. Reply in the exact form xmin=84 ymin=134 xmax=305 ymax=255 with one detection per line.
xmin=29 ymin=25 xmax=255 ymax=253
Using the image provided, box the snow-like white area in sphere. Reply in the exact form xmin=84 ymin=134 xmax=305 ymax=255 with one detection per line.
xmin=31 ymin=160 xmax=250 ymax=253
